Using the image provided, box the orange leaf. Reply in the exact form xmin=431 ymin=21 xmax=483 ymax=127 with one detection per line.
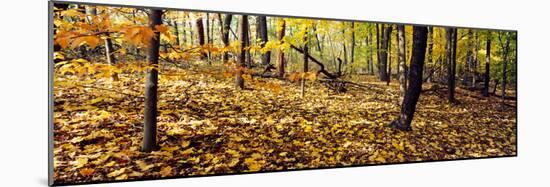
xmin=79 ymin=168 xmax=95 ymax=177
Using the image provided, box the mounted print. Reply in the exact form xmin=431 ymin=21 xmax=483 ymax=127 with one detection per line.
xmin=49 ymin=0 xmax=517 ymax=185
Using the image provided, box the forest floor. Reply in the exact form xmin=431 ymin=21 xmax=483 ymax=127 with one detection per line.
xmin=53 ymin=63 xmax=517 ymax=184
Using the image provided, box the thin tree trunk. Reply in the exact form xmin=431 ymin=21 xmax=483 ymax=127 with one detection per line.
xmin=397 ymin=24 xmax=407 ymax=104
xmin=483 ymin=32 xmax=491 ymax=97
xmin=446 ymin=27 xmax=457 ymax=103
xmin=257 ymin=16 xmax=271 ymax=66
xmin=172 ymin=20 xmax=180 ymax=46
xmin=277 ymin=20 xmax=286 ymax=78
xmin=369 ymin=30 xmax=374 ymax=74
xmin=301 ymin=31 xmax=309 ymax=98
xmin=351 ymin=21 xmax=355 ymax=64
xmin=389 ymin=26 xmax=428 ymax=131
xmin=499 ymin=32 xmax=511 ymax=110
xmin=220 ymin=14 xmax=233 ymax=63
xmin=426 ymin=26 xmax=434 ymax=83
xmin=142 ymin=9 xmax=162 ymax=152
xmin=378 ymin=24 xmax=392 ymax=82
xmin=195 ymin=17 xmax=206 ymax=59
xmin=387 ymin=29 xmax=392 ymax=86
xmin=236 ymin=15 xmax=248 ymax=90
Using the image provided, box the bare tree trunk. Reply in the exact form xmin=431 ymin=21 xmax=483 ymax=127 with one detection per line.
xmin=172 ymin=20 xmax=180 ymax=46
xmin=389 ymin=26 xmax=428 ymax=131
xmin=220 ymin=14 xmax=233 ymax=63
xmin=195 ymin=17 xmax=206 ymax=59
xmin=301 ymin=31 xmax=309 ymax=98
xmin=378 ymin=24 xmax=392 ymax=82
xmin=236 ymin=15 xmax=248 ymax=90
xmin=499 ymin=32 xmax=511 ymax=110
xmin=426 ymin=26 xmax=434 ymax=83
xmin=387 ymin=29 xmax=392 ymax=86
xmin=277 ymin=20 xmax=286 ymax=78
xmin=397 ymin=24 xmax=407 ymax=104
xmin=446 ymin=27 xmax=457 ymax=103
xmin=142 ymin=9 xmax=162 ymax=152
xmin=483 ymin=32 xmax=491 ymax=97
xmin=369 ymin=30 xmax=374 ymax=74
xmin=351 ymin=21 xmax=355 ymax=64
xmin=257 ymin=16 xmax=271 ymax=66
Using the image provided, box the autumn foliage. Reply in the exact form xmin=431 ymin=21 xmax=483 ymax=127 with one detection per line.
xmin=51 ymin=3 xmax=517 ymax=185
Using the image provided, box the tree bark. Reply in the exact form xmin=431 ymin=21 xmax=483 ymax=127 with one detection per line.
xmin=397 ymin=24 xmax=407 ymax=104
xmin=257 ymin=16 xmax=271 ymax=66
xmin=195 ymin=17 xmax=206 ymax=59
xmin=499 ymin=32 xmax=511 ymax=110
xmin=301 ymin=31 xmax=309 ymax=98
xmin=389 ymin=26 xmax=428 ymax=131
xmin=351 ymin=21 xmax=355 ymax=64
xmin=172 ymin=20 xmax=180 ymax=46
xmin=142 ymin=9 xmax=162 ymax=152
xmin=426 ymin=26 xmax=434 ymax=82
xmin=483 ymin=32 xmax=491 ymax=97
xmin=220 ymin=14 xmax=233 ymax=63
xmin=446 ymin=27 xmax=457 ymax=103
xmin=277 ymin=20 xmax=286 ymax=78
xmin=236 ymin=15 xmax=248 ymax=90
xmin=378 ymin=24 xmax=392 ymax=82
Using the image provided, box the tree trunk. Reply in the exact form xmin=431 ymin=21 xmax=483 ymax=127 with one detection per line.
xmin=369 ymin=30 xmax=374 ymax=74
xmin=142 ymin=9 xmax=162 ymax=152
xmin=172 ymin=20 xmax=180 ymax=46
xmin=426 ymin=26 xmax=434 ymax=82
xmin=236 ymin=15 xmax=248 ymax=90
xmin=389 ymin=26 xmax=428 ymax=131
xmin=257 ymin=16 xmax=271 ymax=66
xmin=301 ymin=32 xmax=309 ymax=98
xmin=277 ymin=20 xmax=286 ymax=78
xmin=397 ymin=24 xmax=407 ymax=104
xmin=483 ymin=32 xmax=491 ymax=97
xmin=378 ymin=24 xmax=392 ymax=82
xmin=351 ymin=21 xmax=355 ymax=64
xmin=220 ymin=14 xmax=233 ymax=63
xmin=446 ymin=28 xmax=457 ymax=103
xmin=195 ymin=17 xmax=206 ymax=59
xmin=499 ymin=32 xmax=511 ymax=110
xmin=387 ymin=29 xmax=392 ymax=86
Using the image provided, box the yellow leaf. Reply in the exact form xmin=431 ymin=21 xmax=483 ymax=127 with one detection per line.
xmin=160 ymin=166 xmax=172 ymax=177
xmin=135 ymin=160 xmax=155 ymax=171
xmin=107 ymin=168 xmax=126 ymax=178
xmin=70 ymin=157 xmax=88 ymax=168
xmin=228 ymin=158 xmax=240 ymax=167
xmin=115 ymin=174 xmax=128 ymax=180
xmin=181 ymin=140 xmax=190 ymax=148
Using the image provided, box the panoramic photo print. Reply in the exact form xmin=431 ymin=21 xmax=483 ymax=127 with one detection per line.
xmin=50 ymin=2 xmax=517 ymax=185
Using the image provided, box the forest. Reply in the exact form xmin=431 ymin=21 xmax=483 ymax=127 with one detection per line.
xmin=51 ymin=3 xmax=517 ymax=184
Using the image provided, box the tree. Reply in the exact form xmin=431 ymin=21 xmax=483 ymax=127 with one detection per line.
xmin=257 ymin=16 xmax=271 ymax=66
xmin=378 ymin=24 xmax=393 ymax=82
xmin=483 ymin=31 xmax=491 ymax=97
xmin=142 ymin=9 xmax=162 ymax=152
xmin=220 ymin=14 xmax=233 ymax=63
xmin=195 ymin=16 xmax=206 ymax=59
xmin=446 ymin=27 xmax=457 ymax=103
xmin=389 ymin=26 xmax=428 ymax=131
xmin=498 ymin=32 xmax=512 ymax=110
xmin=236 ymin=15 xmax=249 ymax=90
xmin=301 ymin=31 xmax=309 ymax=98
xmin=351 ymin=21 xmax=355 ymax=64
xmin=277 ymin=19 xmax=286 ymax=78
xmin=425 ymin=26 xmax=433 ymax=82
xmin=397 ymin=24 xmax=407 ymax=104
